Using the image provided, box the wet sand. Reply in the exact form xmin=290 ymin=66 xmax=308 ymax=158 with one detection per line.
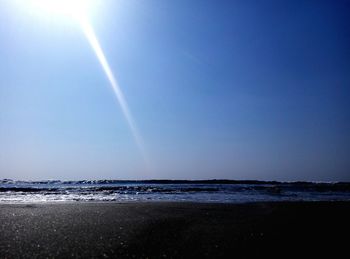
xmin=0 ymin=201 xmax=349 ymax=258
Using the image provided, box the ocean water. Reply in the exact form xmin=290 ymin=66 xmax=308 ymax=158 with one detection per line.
xmin=0 ymin=179 xmax=349 ymax=203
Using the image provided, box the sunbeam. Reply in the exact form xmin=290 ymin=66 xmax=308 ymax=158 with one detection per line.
xmin=25 ymin=0 xmax=150 ymax=168
xmin=78 ymin=15 xmax=149 ymax=166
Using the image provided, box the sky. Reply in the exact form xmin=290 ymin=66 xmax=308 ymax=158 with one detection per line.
xmin=0 ymin=0 xmax=349 ymax=181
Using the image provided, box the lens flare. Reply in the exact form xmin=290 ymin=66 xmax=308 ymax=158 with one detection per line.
xmin=77 ymin=16 xmax=150 ymax=167
xmin=17 ymin=0 xmax=154 ymax=175
xmin=26 ymin=0 xmax=150 ymax=168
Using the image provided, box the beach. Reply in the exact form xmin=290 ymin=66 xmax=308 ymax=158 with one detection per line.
xmin=0 ymin=201 xmax=349 ymax=258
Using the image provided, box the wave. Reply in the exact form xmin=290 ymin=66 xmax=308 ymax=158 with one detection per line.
xmin=1 ymin=179 xmax=350 ymax=203
xmin=1 ymin=182 xmax=350 ymax=194
xmin=1 ymin=178 xmax=349 ymax=185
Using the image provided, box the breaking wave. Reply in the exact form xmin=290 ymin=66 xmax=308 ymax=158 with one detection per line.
xmin=0 ymin=179 xmax=349 ymax=203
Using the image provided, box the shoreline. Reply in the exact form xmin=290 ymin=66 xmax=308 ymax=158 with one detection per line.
xmin=0 ymin=198 xmax=349 ymax=206
xmin=1 ymin=201 xmax=350 ymax=258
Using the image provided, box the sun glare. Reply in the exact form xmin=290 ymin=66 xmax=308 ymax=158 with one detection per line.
xmin=31 ymin=0 xmax=92 ymax=18
xmin=24 ymin=0 xmax=151 ymax=169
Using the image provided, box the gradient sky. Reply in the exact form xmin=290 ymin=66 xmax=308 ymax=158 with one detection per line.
xmin=0 ymin=0 xmax=349 ymax=181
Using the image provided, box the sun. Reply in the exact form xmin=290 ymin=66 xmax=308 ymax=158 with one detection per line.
xmin=30 ymin=0 xmax=92 ymax=18
xmin=21 ymin=0 xmax=150 ymax=167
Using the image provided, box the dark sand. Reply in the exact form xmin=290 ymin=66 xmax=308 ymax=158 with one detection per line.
xmin=1 ymin=202 xmax=349 ymax=258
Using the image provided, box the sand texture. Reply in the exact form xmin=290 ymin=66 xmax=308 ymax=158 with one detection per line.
xmin=1 ymin=202 xmax=349 ymax=258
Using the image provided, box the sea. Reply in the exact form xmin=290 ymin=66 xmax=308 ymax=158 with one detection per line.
xmin=0 ymin=179 xmax=349 ymax=203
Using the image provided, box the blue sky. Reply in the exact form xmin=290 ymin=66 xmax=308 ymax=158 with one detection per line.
xmin=0 ymin=0 xmax=349 ymax=181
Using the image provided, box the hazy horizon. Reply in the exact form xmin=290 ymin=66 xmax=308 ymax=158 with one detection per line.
xmin=1 ymin=0 xmax=349 ymax=181
xmin=2 ymin=177 xmax=349 ymax=183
